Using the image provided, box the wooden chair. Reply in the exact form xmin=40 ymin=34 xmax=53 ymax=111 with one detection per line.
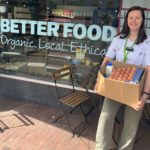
xmin=52 ymin=65 xmax=99 ymax=137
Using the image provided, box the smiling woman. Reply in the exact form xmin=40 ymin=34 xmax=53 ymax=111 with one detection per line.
xmin=95 ymin=6 xmax=150 ymax=150
xmin=127 ymin=10 xmax=143 ymax=32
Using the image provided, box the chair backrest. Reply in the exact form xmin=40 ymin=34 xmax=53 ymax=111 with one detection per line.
xmin=52 ymin=66 xmax=72 ymax=79
xmin=52 ymin=66 xmax=75 ymax=98
xmin=52 ymin=64 xmax=100 ymax=98
xmin=81 ymin=72 xmax=97 ymax=90
xmin=81 ymin=64 xmax=100 ymax=90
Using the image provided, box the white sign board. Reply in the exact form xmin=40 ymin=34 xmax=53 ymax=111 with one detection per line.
xmin=122 ymin=0 xmax=150 ymax=9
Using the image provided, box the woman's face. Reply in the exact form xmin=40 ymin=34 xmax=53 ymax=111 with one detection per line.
xmin=127 ymin=10 xmax=143 ymax=32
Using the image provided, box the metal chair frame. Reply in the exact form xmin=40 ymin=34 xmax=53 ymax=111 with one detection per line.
xmin=52 ymin=65 xmax=99 ymax=137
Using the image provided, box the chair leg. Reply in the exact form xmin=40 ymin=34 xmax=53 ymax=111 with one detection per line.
xmin=89 ymin=99 xmax=99 ymax=114
xmin=80 ymin=104 xmax=88 ymax=123
xmin=87 ymin=92 xmax=102 ymax=115
xmin=53 ymin=103 xmax=91 ymax=137
xmin=52 ymin=113 xmax=68 ymax=123
xmin=73 ymin=105 xmax=88 ymax=137
xmin=55 ymin=103 xmax=76 ymax=137
xmin=74 ymin=121 xmax=88 ymax=137
xmin=69 ymin=106 xmax=78 ymax=114
xmin=64 ymin=115 xmax=76 ymax=137
xmin=53 ymin=105 xmax=79 ymax=123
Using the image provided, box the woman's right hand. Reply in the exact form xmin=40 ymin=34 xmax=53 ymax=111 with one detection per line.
xmin=130 ymin=94 xmax=147 ymax=111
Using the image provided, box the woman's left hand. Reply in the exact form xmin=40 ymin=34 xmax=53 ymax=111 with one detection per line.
xmin=131 ymin=94 xmax=147 ymax=111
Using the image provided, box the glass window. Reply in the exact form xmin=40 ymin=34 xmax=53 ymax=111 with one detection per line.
xmin=0 ymin=0 xmax=120 ymax=84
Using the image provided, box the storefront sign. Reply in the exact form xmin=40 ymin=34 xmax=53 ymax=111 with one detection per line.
xmin=0 ymin=19 xmax=116 ymax=41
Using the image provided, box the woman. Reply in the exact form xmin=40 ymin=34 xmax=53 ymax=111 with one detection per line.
xmin=95 ymin=6 xmax=150 ymax=150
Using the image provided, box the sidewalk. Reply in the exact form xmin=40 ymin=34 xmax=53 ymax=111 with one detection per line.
xmin=0 ymin=96 xmax=96 ymax=150
xmin=0 ymin=96 xmax=150 ymax=150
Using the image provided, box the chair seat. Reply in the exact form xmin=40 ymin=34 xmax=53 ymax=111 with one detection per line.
xmin=59 ymin=91 xmax=90 ymax=107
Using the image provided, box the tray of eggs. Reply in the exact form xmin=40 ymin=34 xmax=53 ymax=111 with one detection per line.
xmin=108 ymin=67 xmax=144 ymax=83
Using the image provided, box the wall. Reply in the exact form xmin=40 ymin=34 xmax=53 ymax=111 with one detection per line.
xmin=0 ymin=76 xmax=63 ymax=108
xmin=122 ymin=0 xmax=150 ymax=8
xmin=0 ymin=75 xmax=100 ymax=110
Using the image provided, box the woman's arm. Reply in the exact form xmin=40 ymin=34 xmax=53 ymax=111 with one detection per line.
xmin=95 ymin=56 xmax=112 ymax=91
xmin=131 ymin=65 xmax=150 ymax=111
xmin=101 ymin=56 xmax=112 ymax=67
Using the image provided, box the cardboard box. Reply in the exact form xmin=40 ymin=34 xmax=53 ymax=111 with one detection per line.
xmin=95 ymin=60 xmax=146 ymax=106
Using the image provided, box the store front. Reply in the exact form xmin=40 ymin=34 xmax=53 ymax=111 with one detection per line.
xmin=0 ymin=0 xmax=149 ymax=106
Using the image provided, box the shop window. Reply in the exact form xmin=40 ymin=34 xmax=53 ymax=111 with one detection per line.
xmin=0 ymin=0 xmax=120 ymax=84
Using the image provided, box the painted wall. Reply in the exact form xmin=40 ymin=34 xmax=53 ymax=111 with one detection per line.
xmin=0 ymin=76 xmax=99 ymax=110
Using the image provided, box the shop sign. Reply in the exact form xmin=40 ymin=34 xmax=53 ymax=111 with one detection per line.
xmin=0 ymin=19 xmax=117 ymax=56
xmin=0 ymin=34 xmax=106 ymax=56
xmin=0 ymin=19 xmax=116 ymax=41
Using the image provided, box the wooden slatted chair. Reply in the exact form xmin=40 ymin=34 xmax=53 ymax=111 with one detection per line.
xmin=52 ymin=65 xmax=99 ymax=137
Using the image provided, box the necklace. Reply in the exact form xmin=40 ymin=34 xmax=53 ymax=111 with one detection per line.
xmin=123 ymin=39 xmax=135 ymax=63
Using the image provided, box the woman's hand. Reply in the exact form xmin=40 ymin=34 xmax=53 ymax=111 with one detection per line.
xmin=131 ymin=66 xmax=150 ymax=111
xmin=131 ymin=94 xmax=148 ymax=111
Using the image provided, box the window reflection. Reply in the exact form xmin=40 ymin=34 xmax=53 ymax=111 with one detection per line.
xmin=0 ymin=0 xmax=120 ymax=83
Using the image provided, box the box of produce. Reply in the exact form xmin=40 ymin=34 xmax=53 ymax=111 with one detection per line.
xmin=95 ymin=60 xmax=146 ymax=106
